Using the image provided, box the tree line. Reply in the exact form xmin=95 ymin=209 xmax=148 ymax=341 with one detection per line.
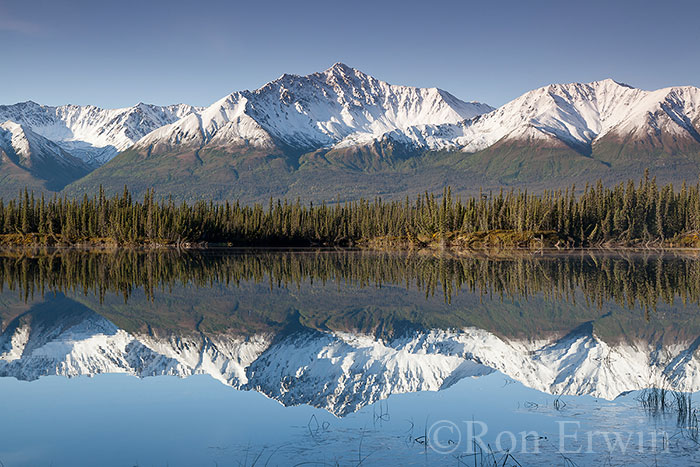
xmin=0 ymin=171 xmax=699 ymax=245
xmin=2 ymin=249 xmax=699 ymax=313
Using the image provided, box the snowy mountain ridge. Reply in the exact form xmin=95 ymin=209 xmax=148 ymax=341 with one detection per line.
xmin=131 ymin=68 xmax=700 ymax=159
xmin=0 ymin=101 xmax=201 ymax=166
xmin=134 ymin=62 xmax=493 ymax=155
xmin=0 ymin=121 xmax=91 ymax=191
xmin=392 ymin=79 xmax=700 ymax=152
xmin=2 ymin=306 xmax=699 ymax=416
xmin=0 ymin=121 xmax=80 ymax=167
xmin=3 ymin=66 xmax=700 ymax=167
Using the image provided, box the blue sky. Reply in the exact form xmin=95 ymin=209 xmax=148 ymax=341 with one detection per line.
xmin=1 ymin=0 xmax=699 ymax=109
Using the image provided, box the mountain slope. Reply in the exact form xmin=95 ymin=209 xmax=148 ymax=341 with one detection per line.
xmin=0 ymin=121 xmax=91 ymax=195
xmin=397 ymin=79 xmax=700 ymax=151
xmin=0 ymin=101 xmax=200 ymax=166
xmin=416 ymin=80 xmax=700 ymax=183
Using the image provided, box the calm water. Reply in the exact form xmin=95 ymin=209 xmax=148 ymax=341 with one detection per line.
xmin=1 ymin=249 xmax=700 ymax=466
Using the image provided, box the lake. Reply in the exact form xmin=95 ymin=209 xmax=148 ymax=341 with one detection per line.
xmin=1 ymin=249 xmax=699 ymax=466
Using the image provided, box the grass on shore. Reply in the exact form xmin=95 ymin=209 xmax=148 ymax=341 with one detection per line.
xmin=0 ymin=229 xmax=699 ymax=251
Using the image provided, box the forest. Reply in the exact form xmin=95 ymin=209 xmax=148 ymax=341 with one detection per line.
xmin=0 ymin=171 xmax=699 ymax=248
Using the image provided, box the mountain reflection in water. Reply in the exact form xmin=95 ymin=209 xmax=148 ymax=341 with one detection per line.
xmin=1 ymin=249 xmax=700 ymax=417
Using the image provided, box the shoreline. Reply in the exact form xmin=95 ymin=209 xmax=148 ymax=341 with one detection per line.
xmin=1 ymin=231 xmax=699 ymax=255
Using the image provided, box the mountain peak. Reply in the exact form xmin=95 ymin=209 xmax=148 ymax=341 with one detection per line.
xmin=8 ymin=100 xmax=41 ymax=109
xmin=591 ymin=78 xmax=635 ymax=89
xmin=325 ymin=62 xmax=355 ymax=75
xmin=265 ymin=63 xmax=364 ymax=90
xmin=533 ymin=79 xmax=636 ymax=95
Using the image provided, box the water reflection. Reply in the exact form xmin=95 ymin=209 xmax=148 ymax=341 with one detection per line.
xmin=2 ymin=249 xmax=700 ymax=310
xmin=1 ymin=249 xmax=700 ymax=417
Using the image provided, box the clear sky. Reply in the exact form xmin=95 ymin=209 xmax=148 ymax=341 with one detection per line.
xmin=1 ymin=0 xmax=699 ymax=109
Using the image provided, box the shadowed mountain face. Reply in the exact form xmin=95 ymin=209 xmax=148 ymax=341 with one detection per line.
xmin=0 ymin=122 xmax=91 ymax=195
xmin=2 ymin=250 xmax=700 ymax=416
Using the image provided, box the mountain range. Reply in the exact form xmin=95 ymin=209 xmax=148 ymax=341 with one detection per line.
xmin=2 ymin=292 xmax=699 ymax=416
xmin=2 ymin=63 xmax=700 ymax=201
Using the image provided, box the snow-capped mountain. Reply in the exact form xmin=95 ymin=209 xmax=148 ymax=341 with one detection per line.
xmin=5 ymin=69 xmax=700 ymax=166
xmin=400 ymin=79 xmax=700 ymax=154
xmin=134 ymin=62 xmax=493 ymax=156
xmin=5 ymin=65 xmax=700 ymax=200
xmin=0 ymin=101 xmax=200 ymax=166
xmin=131 ymin=73 xmax=700 ymax=160
xmin=9 ymin=66 xmax=700 ymax=165
xmin=3 ymin=296 xmax=700 ymax=417
xmin=0 ymin=121 xmax=90 ymax=192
